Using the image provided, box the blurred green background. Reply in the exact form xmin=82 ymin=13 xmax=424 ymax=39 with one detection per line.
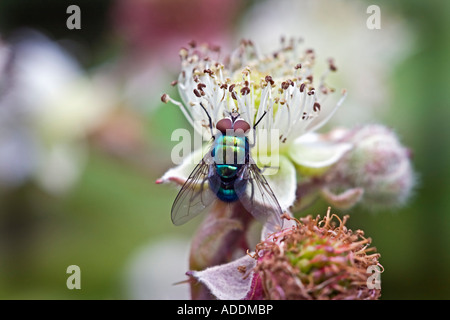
xmin=0 ymin=0 xmax=449 ymax=299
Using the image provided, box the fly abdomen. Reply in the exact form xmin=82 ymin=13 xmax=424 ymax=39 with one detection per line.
xmin=213 ymin=164 xmax=238 ymax=202
xmin=216 ymin=183 xmax=239 ymax=202
xmin=215 ymin=164 xmax=237 ymax=180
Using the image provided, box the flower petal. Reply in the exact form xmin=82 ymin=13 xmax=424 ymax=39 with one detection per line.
xmin=263 ymin=155 xmax=297 ymax=212
xmin=320 ymin=187 xmax=364 ymax=210
xmin=156 ymin=147 xmax=205 ymax=186
xmin=188 ymin=255 xmax=256 ymax=300
xmin=288 ymin=133 xmax=352 ymax=175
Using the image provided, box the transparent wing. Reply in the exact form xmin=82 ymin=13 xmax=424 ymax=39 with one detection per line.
xmin=171 ymin=152 xmax=218 ymax=226
xmin=234 ymin=163 xmax=284 ymax=234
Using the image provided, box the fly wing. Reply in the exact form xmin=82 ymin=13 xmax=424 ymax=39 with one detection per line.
xmin=171 ymin=152 xmax=217 ymax=226
xmin=234 ymin=163 xmax=284 ymax=234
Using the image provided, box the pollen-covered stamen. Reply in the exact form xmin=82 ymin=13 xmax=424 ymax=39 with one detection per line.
xmin=313 ymin=102 xmax=321 ymax=112
xmin=328 ymin=58 xmax=338 ymax=72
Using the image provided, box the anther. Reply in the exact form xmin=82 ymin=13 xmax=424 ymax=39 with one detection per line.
xmin=240 ymin=87 xmax=250 ymax=95
xmin=300 ymin=83 xmax=306 ymax=92
xmin=265 ymin=75 xmax=274 ymax=86
xmin=203 ymin=69 xmax=214 ymax=77
xmin=161 ymin=93 xmax=169 ymax=103
xmin=328 ymin=58 xmax=337 ymax=72
xmin=179 ymin=48 xmax=188 ymax=59
xmin=193 ymin=89 xmax=201 ymax=97
xmin=313 ymin=102 xmax=321 ymax=112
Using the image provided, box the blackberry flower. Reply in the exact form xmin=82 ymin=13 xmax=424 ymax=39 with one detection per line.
xmin=159 ymin=39 xmax=351 ymax=212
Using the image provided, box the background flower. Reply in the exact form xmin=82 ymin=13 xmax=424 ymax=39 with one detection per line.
xmin=0 ymin=31 xmax=110 ymax=193
xmin=124 ymin=237 xmax=190 ymax=300
xmin=109 ymin=0 xmax=242 ymax=113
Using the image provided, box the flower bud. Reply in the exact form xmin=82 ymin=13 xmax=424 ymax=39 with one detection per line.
xmin=326 ymin=124 xmax=415 ymax=210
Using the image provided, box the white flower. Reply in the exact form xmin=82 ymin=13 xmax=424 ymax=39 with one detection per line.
xmin=159 ymin=39 xmax=352 ymax=211
xmin=0 ymin=31 xmax=110 ymax=193
xmin=124 ymin=237 xmax=190 ymax=300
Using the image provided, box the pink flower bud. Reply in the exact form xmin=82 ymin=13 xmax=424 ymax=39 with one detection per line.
xmin=328 ymin=124 xmax=415 ymax=210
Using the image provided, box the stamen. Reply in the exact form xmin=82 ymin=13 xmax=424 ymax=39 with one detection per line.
xmin=240 ymin=86 xmax=250 ymax=95
xmin=300 ymin=83 xmax=306 ymax=92
xmin=313 ymin=102 xmax=321 ymax=112
xmin=170 ymin=38 xmax=343 ymax=146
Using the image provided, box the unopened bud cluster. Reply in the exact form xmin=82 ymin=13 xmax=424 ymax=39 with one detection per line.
xmin=328 ymin=124 xmax=415 ymax=210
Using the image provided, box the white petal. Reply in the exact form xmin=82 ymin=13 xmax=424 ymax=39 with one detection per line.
xmin=157 ymin=147 xmax=206 ymax=186
xmin=289 ymin=133 xmax=352 ymax=169
xmin=263 ymin=155 xmax=297 ymax=211
xmin=189 ymin=255 xmax=256 ymax=300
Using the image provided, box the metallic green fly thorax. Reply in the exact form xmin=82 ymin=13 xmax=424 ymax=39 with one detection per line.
xmin=212 ymin=135 xmax=249 ymax=166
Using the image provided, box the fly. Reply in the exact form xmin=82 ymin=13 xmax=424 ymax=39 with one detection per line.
xmin=171 ymin=103 xmax=283 ymax=231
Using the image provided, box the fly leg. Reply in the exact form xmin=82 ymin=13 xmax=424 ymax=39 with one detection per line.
xmin=249 ymin=110 xmax=267 ymax=148
xmin=200 ymin=102 xmax=215 ymax=140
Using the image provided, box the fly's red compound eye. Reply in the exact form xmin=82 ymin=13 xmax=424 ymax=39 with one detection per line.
xmin=216 ymin=118 xmax=233 ymax=134
xmin=233 ymin=119 xmax=251 ymax=135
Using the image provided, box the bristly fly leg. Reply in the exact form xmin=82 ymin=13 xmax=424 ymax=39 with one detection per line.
xmin=250 ymin=110 xmax=267 ymax=148
xmin=199 ymin=102 xmax=215 ymax=140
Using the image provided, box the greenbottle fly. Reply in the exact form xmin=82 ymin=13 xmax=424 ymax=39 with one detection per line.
xmin=171 ymin=104 xmax=283 ymax=231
